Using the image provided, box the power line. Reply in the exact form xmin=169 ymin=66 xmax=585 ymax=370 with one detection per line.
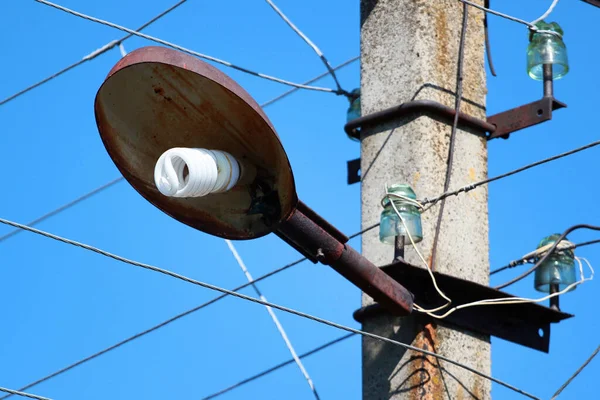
xmin=530 ymin=0 xmax=560 ymax=26
xmin=0 ymin=257 xmax=306 ymax=400
xmin=460 ymin=0 xmax=531 ymax=26
xmin=490 ymin=239 xmax=600 ymax=276
xmin=35 ymin=0 xmax=343 ymax=95
xmin=224 ymin=240 xmax=321 ymax=400
xmin=484 ymin=0 xmax=497 ymax=77
xmin=264 ymin=0 xmax=347 ymax=95
xmin=1 ymin=224 xmax=377 ymax=399
xmin=0 ymin=216 xmax=540 ymax=399
xmin=421 ymin=139 xmax=600 ymax=208
xmin=201 ymin=333 xmax=356 ymax=400
xmin=460 ymin=0 xmax=562 ymax=37
xmin=260 ymin=56 xmax=359 ymax=107
xmin=0 ymin=387 xmax=51 ymax=400
xmin=430 ymin=2 xmax=468 ymax=271
xmin=0 ymin=177 xmax=123 ymax=243
xmin=495 ymin=224 xmax=600 ymax=290
xmin=0 ymin=55 xmax=358 ymax=244
xmin=550 ymin=345 xmax=600 ymax=400
xmin=0 ymin=0 xmax=189 ymax=107
xmin=1 ymin=225 xmax=376 ymax=399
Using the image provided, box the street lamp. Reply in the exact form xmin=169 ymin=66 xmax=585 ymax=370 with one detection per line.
xmin=94 ymin=46 xmax=413 ymax=315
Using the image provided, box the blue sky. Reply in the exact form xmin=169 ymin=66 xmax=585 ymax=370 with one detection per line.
xmin=1 ymin=1 xmax=598 ymax=399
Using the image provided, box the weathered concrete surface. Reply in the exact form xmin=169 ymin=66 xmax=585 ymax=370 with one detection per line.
xmin=360 ymin=0 xmax=491 ymax=399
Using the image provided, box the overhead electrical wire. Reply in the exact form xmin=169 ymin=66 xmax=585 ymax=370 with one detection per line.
xmin=263 ymin=0 xmax=348 ymax=96
xmin=479 ymin=0 xmax=561 ymax=74
xmin=0 ymin=177 xmax=123 ymax=243
xmin=201 ymin=333 xmax=356 ymax=400
xmin=484 ymin=0 xmax=497 ymax=77
xmin=0 ymin=216 xmax=539 ymax=400
xmin=420 ymin=139 xmax=600 ymax=208
xmin=550 ymin=345 xmax=600 ymax=400
xmin=2 ymin=3 xmax=358 ymax=108
xmin=530 ymin=0 xmax=560 ymax=26
xmin=459 ymin=0 xmax=562 ymax=37
xmin=495 ymin=224 xmax=600 ymax=290
xmin=490 ymin=239 xmax=600 ymax=276
xmin=34 ymin=0 xmax=345 ymax=95
xmin=429 ymin=2 xmax=469 ymax=271
xmin=0 ymin=257 xmax=306 ymax=400
xmin=2 ymin=223 xmax=381 ymax=399
xmin=0 ymin=387 xmax=51 ymax=400
xmin=224 ymin=240 xmax=321 ymax=400
xmin=0 ymin=0 xmax=189 ymax=107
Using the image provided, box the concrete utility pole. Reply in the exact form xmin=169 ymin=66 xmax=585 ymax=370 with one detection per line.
xmin=359 ymin=1 xmax=491 ymax=399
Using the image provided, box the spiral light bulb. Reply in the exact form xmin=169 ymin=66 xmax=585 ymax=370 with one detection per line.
xmin=154 ymin=148 xmax=241 ymax=198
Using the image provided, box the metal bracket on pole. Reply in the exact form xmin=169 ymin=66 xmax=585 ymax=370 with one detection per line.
xmin=486 ymin=96 xmax=566 ymax=140
xmin=344 ymin=99 xmax=494 ymax=141
xmin=347 ymin=158 xmax=361 ymax=185
xmin=352 ymin=261 xmax=573 ymax=353
xmin=345 ymin=93 xmax=567 ymax=184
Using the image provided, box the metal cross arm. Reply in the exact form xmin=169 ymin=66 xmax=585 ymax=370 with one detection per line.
xmin=344 ymin=75 xmax=566 ymax=143
xmin=92 ymin=46 xmax=414 ymax=316
xmin=344 ymin=99 xmax=494 ymax=140
xmin=353 ymin=260 xmax=572 ymax=353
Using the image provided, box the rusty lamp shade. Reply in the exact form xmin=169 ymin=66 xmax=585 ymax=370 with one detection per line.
xmin=94 ymin=46 xmax=415 ymax=316
xmin=94 ymin=46 xmax=297 ymax=240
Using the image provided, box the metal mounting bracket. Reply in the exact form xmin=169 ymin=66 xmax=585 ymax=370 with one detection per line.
xmin=345 ymin=95 xmax=567 ymax=184
xmin=353 ymin=261 xmax=573 ymax=353
xmin=487 ymin=96 xmax=566 ymax=140
xmin=344 ymin=99 xmax=494 ymax=141
xmin=347 ymin=158 xmax=361 ymax=185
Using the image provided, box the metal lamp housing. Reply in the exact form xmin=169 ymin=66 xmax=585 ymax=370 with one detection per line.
xmin=94 ymin=46 xmax=297 ymax=240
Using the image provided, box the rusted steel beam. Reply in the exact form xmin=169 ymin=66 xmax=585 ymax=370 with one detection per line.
xmin=344 ymin=99 xmax=495 ymax=140
xmin=487 ymin=97 xmax=566 ymax=140
xmin=344 ymin=96 xmax=567 ymax=143
xmin=353 ymin=261 xmax=573 ymax=353
xmin=276 ymin=207 xmax=414 ymax=316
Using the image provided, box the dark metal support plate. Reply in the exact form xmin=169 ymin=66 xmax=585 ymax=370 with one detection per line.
xmin=347 ymin=158 xmax=361 ymax=185
xmin=487 ymin=97 xmax=566 ymax=140
xmin=354 ymin=261 xmax=573 ymax=353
